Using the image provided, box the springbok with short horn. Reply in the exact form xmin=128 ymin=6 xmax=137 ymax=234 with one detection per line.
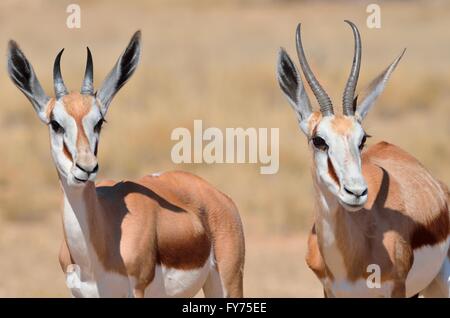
xmin=277 ymin=21 xmax=449 ymax=297
xmin=7 ymin=31 xmax=245 ymax=298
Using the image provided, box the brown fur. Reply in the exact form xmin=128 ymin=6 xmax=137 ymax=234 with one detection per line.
xmin=62 ymin=93 xmax=94 ymax=148
xmin=63 ymin=143 xmax=73 ymax=161
xmin=59 ymin=171 xmax=245 ymax=297
xmin=54 ymin=93 xmax=244 ymax=297
xmin=305 ymin=224 xmax=329 ymax=280
xmin=306 ymin=141 xmax=450 ymax=296
xmin=330 ymin=115 xmax=355 ymax=135
xmin=58 ymin=93 xmax=98 ymax=167
xmin=308 ymin=112 xmax=322 ymax=135
xmin=327 ymin=158 xmax=339 ymax=187
xmin=45 ymin=98 xmax=56 ymax=119
xmin=61 ymin=92 xmax=93 ymax=120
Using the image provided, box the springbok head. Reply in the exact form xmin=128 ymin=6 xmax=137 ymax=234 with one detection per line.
xmin=7 ymin=31 xmax=141 ymax=186
xmin=277 ymin=21 xmax=404 ymax=211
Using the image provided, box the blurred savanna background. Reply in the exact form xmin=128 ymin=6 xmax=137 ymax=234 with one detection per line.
xmin=0 ymin=0 xmax=449 ymax=297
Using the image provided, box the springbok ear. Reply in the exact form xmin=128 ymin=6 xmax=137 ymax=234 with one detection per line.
xmin=97 ymin=30 xmax=141 ymax=115
xmin=355 ymin=49 xmax=406 ymax=121
xmin=7 ymin=40 xmax=50 ymax=123
xmin=276 ymin=48 xmax=312 ymax=133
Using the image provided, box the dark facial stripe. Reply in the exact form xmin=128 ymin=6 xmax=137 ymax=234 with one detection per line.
xmin=327 ymin=157 xmax=340 ymax=187
xmin=63 ymin=141 xmax=73 ymax=162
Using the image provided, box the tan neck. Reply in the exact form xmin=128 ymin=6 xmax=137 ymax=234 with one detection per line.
xmin=312 ymin=169 xmax=339 ymax=216
xmin=313 ymin=167 xmax=378 ymax=279
xmin=312 ymin=169 xmax=369 ymax=248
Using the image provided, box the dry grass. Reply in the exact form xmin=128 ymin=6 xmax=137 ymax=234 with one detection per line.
xmin=0 ymin=0 xmax=449 ymax=297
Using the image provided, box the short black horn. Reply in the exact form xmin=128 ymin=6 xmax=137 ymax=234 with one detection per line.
xmin=81 ymin=47 xmax=94 ymax=95
xmin=53 ymin=48 xmax=68 ymax=99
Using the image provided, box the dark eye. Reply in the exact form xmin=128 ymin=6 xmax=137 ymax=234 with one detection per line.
xmin=312 ymin=136 xmax=328 ymax=151
xmin=94 ymin=118 xmax=104 ymax=133
xmin=50 ymin=120 xmax=64 ymax=134
xmin=359 ymin=134 xmax=369 ymax=150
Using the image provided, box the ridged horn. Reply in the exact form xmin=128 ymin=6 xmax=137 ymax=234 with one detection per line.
xmin=295 ymin=23 xmax=334 ymax=116
xmin=342 ymin=20 xmax=362 ymax=116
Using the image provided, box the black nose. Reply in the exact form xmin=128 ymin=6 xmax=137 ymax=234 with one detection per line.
xmin=344 ymin=186 xmax=368 ymax=198
xmin=76 ymin=163 xmax=98 ymax=174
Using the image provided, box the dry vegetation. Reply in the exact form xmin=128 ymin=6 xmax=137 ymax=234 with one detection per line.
xmin=0 ymin=0 xmax=449 ymax=297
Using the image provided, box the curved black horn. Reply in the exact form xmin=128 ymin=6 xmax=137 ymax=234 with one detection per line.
xmin=342 ymin=20 xmax=362 ymax=116
xmin=295 ymin=23 xmax=334 ymax=116
xmin=81 ymin=47 xmax=94 ymax=95
xmin=53 ymin=49 xmax=68 ymax=99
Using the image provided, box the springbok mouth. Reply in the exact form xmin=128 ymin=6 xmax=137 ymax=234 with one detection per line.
xmin=74 ymin=176 xmax=88 ymax=183
xmin=339 ymin=200 xmax=365 ymax=211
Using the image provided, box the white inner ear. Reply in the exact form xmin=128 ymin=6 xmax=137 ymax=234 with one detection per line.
xmin=37 ymin=109 xmax=50 ymax=123
xmin=355 ymin=49 xmax=405 ymax=121
xmin=95 ymin=97 xmax=107 ymax=118
xmin=302 ymin=112 xmax=320 ymax=137
xmin=299 ymin=117 xmax=310 ymax=136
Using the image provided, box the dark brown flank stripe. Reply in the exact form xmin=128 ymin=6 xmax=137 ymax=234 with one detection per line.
xmin=411 ymin=205 xmax=450 ymax=249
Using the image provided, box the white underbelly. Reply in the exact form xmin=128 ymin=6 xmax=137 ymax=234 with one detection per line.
xmin=326 ymin=237 xmax=450 ymax=298
xmin=144 ymin=251 xmax=213 ymax=297
xmin=405 ymin=237 xmax=450 ymax=297
xmin=329 ymin=279 xmax=394 ymax=298
xmin=66 ymin=268 xmax=132 ymax=298
xmin=66 ymin=251 xmax=213 ymax=298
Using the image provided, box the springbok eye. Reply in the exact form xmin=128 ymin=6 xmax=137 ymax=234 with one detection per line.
xmin=94 ymin=118 xmax=104 ymax=133
xmin=50 ymin=120 xmax=64 ymax=134
xmin=359 ymin=134 xmax=370 ymax=150
xmin=312 ymin=136 xmax=328 ymax=151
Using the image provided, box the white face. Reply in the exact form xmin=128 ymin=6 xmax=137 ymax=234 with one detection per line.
xmin=7 ymin=33 xmax=141 ymax=189
xmin=276 ymin=33 xmax=404 ymax=213
xmin=48 ymin=93 xmax=104 ymax=187
xmin=308 ymin=114 xmax=368 ymax=211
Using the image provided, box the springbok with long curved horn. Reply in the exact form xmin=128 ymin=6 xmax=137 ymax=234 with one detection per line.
xmin=7 ymin=31 xmax=245 ymax=298
xmin=277 ymin=21 xmax=449 ymax=297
